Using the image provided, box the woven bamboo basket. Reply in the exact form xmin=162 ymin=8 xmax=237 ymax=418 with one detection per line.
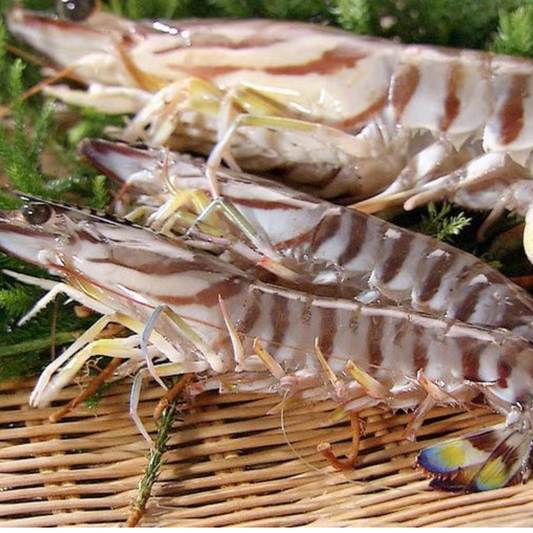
xmin=1 ymin=375 xmax=533 ymax=527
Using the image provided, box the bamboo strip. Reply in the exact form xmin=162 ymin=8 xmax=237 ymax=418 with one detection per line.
xmin=0 ymin=377 xmax=531 ymax=527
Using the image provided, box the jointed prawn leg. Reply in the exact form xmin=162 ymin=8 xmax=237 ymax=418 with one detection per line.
xmin=130 ymin=363 xmax=198 ymax=443
xmin=30 ymin=311 xmax=186 ymax=408
xmin=314 ymin=345 xmax=368 ymax=470
xmin=317 ymin=413 xmax=362 ymax=471
xmin=141 ymin=180 xmax=303 ymax=283
xmin=188 ymin=195 xmax=283 ymax=261
xmin=121 ymin=77 xmax=376 ymax=193
xmin=3 ymin=270 xmax=113 ymax=324
xmin=316 ymin=355 xmax=391 ymax=470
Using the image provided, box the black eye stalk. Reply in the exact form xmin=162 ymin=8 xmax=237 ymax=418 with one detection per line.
xmin=56 ymin=0 xmax=100 ymax=22
xmin=22 ymin=202 xmax=54 ymax=225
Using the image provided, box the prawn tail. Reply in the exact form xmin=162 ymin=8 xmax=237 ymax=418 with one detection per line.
xmin=417 ymin=424 xmax=533 ymax=492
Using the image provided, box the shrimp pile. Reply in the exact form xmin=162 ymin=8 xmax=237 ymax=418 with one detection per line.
xmin=2 ymin=2 xmax=533 ymax=494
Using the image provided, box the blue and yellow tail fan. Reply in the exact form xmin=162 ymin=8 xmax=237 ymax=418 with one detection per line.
xmin=417 ymin=423 xmax=533 ymax=492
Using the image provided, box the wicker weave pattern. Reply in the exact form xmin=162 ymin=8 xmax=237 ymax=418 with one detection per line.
xmin=1 ymin=378 xmax=533 ymax=527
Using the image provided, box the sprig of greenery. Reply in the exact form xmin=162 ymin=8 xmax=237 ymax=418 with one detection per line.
xmin=0 ymin=54 xmax=105 ymax=381
xmin=126 ymin=401 xmax=182 ymax=527
xmin=492 ymin=5 xmax=533 ymax=56
xmin=0 ymin=59 xmax=49 ymax=197
xmin=0 ymin=284 xmax=42 ymax=318
xmin=416 ymin=202 xmax=472 ymax=243
xmin=333 ymin=0 xmax=372 ymax=34
xmin=90 ymin=175 xmax=110 ymax=210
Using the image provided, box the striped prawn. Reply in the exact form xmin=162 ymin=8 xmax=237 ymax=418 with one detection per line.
xmin=8 ymin=3 xmax=533 ymax=261
xmin=2 ymin=196 xmax=533 ymax=492
xmin=81 ymin=138 xmax=533 ymax=343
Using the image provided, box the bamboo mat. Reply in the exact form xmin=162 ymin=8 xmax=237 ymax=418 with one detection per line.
xmin=1 ymin=377 xmax=533 ymax=527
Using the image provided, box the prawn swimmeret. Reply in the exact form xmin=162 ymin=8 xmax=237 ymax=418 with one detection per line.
xmin=2 ymin=196 xmax=533 ymax=492
xmin=8 ymin=4 xmax=533 ymax=261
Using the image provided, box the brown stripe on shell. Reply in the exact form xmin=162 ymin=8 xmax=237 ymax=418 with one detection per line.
xmin=93 ymin=254 xmax=200 ymax=276
xmin=391 ymin=316 xmax=410 ymax=348
xmin=449 ymin=285 xmax=481 ymax=322
xmin=235 ymin=292 xmax=261 ymax=337
xmin=171 ymin=48 xmax=364 ymax=79
xmin=310 ymin=212 xmax=342 ymax=253
xmin=339 ymin=94 xmax=388 ymax=129
xmin=93 ymin=248 xmax=239 ymax=278
xmin=276 ymin=227 xmax=316 ymax=254
xmin=270 ymin=293 xmax=289 ymax=347
xmin=499 ymin=73 xmax=529 ymax=145
xmin=374 ymin=230 xmax=415 ymax=285
xmin=497 ymin=353 xmax=515 ymax=389
xmin=415 ymin=248 xmax=455 ymax=304
xmin=449 ymin=264 xmax=504 ymax=320
xmin=390 ymin=64 xmax=420 ymax=120
xmin=366 ymin=315 xmax=384 ymax=371
xmin=264 ymin=48 xmax=364 ymax=76
xmin=337 ymin=213 xmax=367 ymax=266
xmin=440 ymin=62 xmax=462 ymax=131
xmin=412 ymin=323 xmax=428 ymax=372
xmin=160 ymin=277 xmax=245 ymax=308
xmin=457 ymin=336 xmax=485 ymax=382
xmin=317 ymin=306 xmax=337 ymax=357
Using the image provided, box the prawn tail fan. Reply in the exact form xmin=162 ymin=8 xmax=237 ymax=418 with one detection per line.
xmin=417 ymin=424 xmax=533 ymax=492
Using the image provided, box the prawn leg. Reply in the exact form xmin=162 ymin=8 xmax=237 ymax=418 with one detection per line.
xmin=2 ymin=270 xmax=113 ymax=324
xmin=150 ymin=304 xmax=226 ymax=373
xmin=150 ymin=187 xmax=304 ymax=284
xmin=130 ymin=363 xmax=194 ymax=444
xmin=120 ymin=77 xmax=377 ymax=194
xmin=314 ymin=345 xmax=368 ymax=470
xmin=190 ymin=196 xmax=281 ymax=261
xmin=317 ymin=412 xmax=362 ymax=470
xmin=31 ymin=312 xmax=186 ymax=407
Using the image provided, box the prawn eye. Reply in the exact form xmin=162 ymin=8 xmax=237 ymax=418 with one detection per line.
xmin=56 ymin=0 xmax=100 ymax=22
xmin=22 ymin=203 xmax=53 ymax=225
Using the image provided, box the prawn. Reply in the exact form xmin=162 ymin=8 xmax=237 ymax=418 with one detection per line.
xmin=81 ymin=138 xmax=533 ymax=344
xmin=1 ymin=195 xmax=533 ymax=492
xmin=8 ymin=4 xmax=533 ymax=261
